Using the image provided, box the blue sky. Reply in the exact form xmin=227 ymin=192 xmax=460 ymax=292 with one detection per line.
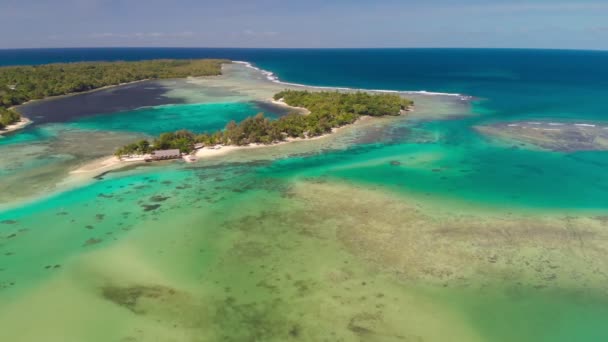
xmin=1 ymin=0 xmax=607 ymax=49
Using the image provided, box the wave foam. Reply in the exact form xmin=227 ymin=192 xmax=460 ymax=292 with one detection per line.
xmin=233 ymin=61 xmax=470 ymax=99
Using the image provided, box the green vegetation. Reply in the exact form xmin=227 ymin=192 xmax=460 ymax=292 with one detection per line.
xmin=0 ymin=107 xmax=21 ymax=128
xmin=0 ymin=59 xmax=228 ymax=129
xmin=115 ymin=90 xmax=413 ymax=157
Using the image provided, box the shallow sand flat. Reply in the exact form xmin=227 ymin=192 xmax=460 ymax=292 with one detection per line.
xmin=291 ymin=180 xmax=608 ymax=291
xmin=72 ymin=115 xmax=376 ymax=178
xmin=2 ymin=168 xmax=608 ymax=341
xmin=168 ymin=63 xmax=467 ymax=120
xmin=0 ymin=118 xmax=32 ymax=136
xmin=0 ymin=182 xmax=484 ymax=342
xmin=0 ymin=127 xmax=145 ymax=205
xmin=163 ymin=63 xmax=295 ymax=103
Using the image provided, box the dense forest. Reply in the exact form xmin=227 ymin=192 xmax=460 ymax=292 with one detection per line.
xmin=115 ymin=90 xmax=413 ymax=156
xmin=0 ymin=59 xmax=228 ymax=129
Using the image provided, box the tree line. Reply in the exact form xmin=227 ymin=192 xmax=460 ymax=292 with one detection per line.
xmin=0 ymin=59 xmax=228 ymax=129
xmin=115 ymin=90 xmax=414 ymax=157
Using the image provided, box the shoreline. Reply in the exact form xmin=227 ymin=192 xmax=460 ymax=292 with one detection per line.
xmin=233 ymin=60 xmax=472 ymax=100
xmin=17 ymin=61 xmax=418 ymax=183
xmin=0 ymin=117 xmax=32 ymax=136
xmin=4 ymin=59 xmax=434 ymax=137
xmin=6 ymin=60 xmax=232 ymax=136
xmin=5 ymin=79 xmax=155 ymax=136
xmin=70 ymin=115 xmax=375 ymax=177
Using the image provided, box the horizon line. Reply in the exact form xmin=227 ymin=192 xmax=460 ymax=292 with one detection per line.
xmin=1 ymin=46 xmax=608 ymax=53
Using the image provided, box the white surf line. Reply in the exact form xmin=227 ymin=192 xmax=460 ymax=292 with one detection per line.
xmin=503 ymin=121 xmax=608 ymax=130
xmin=232 ymin=61 xmax=470 ymax=99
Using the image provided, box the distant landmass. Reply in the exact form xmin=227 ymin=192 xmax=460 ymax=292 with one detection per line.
xmin=0 ymin=59 xmax=227 ymax=129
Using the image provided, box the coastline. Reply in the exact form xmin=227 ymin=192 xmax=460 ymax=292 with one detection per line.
xmin=233 ymin=60 xmax=471 ymax=100
xmin=3 ymin=59 xmax=465 ymax=138
xmin=6 ymin=60 xmax=232 ymax=135
xmin=0 ymin=117 xmax=32 ymax=136
xmin=15 ymin=60 xmax=418 ymax=185
xmin=5 ymin=79 xmax=155 ymax=136
xmin=70 ymin=115 xmax=376 ymax=177
xmin=270 ymin=98 xmax=311 ymax=114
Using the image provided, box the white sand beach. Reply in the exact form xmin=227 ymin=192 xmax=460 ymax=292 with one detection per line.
xmin=70 ymin=155 xmax=148 ymax=175
xmin=0 ymin=117 xmax=32 ymax=136
xmin=270 ymin=98 xmax=311 ymax=114
xmin=69 ymin=113 xmax=378 ymax=179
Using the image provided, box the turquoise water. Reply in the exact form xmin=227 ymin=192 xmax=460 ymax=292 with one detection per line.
xmin=0 ymin=100 xmax=283 ymax=203
xmin=0 ymin=126 xmax=54 ymax=146
xmin=1 ymin=49 xmax=608 ymax=341
xmin=1 ymin=101 xmax=280 ymax=146
xmin=68 ymin=101 xmax=284 ymax=136
xmin=263 ymin=114 xmax=608 ymax=210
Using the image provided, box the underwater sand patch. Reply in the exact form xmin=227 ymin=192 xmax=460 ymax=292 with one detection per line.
xmin=229 ymin=240 xmax=271 ymax=259
xmin=100 ymin=283 xmax=207 ymax=336
xmin=212 ymin=297 xmax=301 ymax=341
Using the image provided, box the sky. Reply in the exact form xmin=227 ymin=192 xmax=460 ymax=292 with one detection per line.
xmin=1 ymin=0 xmax=607 ymax=49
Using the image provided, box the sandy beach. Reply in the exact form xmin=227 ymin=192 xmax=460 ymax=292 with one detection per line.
xmin=270 ymin=98 xmax=311 ymax=114
xmin=0 ymin=117 xmax=32 ymax=136
xmin=70 ymin=155 xmax=148 ymax=175
xmin=70 ymin=114 xmax=376 ymax=178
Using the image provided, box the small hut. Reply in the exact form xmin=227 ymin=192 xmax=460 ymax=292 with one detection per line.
xmin=150 ymin=149 xmax=181 ymax=160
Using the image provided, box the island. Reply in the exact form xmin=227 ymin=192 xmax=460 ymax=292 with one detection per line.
xmin=114 ymin=90 xmax=414 ymax=159
xmin=0 ymin=59 xmax=228 ymax=132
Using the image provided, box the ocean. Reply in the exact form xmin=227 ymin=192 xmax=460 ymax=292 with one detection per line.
xmin=1 ymin=48 xmax=608 ymax=341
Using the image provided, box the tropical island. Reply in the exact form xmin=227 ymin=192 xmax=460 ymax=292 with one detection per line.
xmin=114 ymin=90 xmax=414 ymax=158
xmin=0 ymin=59 xmax=228 ymax=131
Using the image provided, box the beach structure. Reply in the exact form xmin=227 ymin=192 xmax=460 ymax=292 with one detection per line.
xmin=149 ymin=149 xmax=181 ymax=160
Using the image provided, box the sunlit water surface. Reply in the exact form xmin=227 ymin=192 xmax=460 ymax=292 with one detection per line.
xmin=1 ymin=51 xmax=608 ymax=341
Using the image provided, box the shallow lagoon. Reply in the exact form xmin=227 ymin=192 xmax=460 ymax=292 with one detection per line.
xmin=1 ymin=61 xmax=608 ymax=341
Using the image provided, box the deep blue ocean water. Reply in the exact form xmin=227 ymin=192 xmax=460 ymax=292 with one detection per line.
xmin=3 ymin=48 xmax=608 ymax=123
